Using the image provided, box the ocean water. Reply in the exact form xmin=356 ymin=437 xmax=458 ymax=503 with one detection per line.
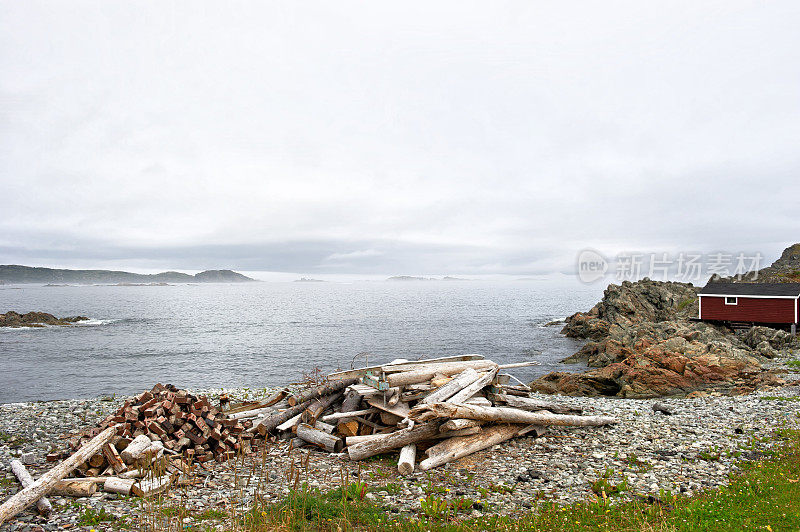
xmin=0 ymin=279 xmax=601 ymax=403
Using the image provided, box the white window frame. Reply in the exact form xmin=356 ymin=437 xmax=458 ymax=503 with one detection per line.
xmin=725 ymin=296 xmax=738 ymax=305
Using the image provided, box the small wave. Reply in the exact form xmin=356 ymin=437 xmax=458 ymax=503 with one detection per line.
xmin=74 ymin=318 xmax=121 ymax=326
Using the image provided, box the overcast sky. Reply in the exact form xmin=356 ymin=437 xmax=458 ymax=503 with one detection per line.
xmin=1 ymin=1 xmax=799 ymax=277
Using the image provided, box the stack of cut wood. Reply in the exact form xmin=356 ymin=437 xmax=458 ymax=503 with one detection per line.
xmin=241 ymin=354 xmax=617 ymax=473
xmin=62 ymin=383 xmax=254 ymax=477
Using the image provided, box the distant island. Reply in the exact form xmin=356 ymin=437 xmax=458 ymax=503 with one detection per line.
xmin=0 ymin=265 xmax=255 ymax=284
xmin=294 ymin=277 xmax=325 ymax=283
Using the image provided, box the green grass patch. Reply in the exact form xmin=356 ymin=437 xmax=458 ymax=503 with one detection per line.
xmin=0 ymin=430 xmax=27 ymax=448
xmin=760 ymin=396 xmax=800 ymax=402
xmin=677 ymin=297 xmax=696 ymax=311
xmin=77 ymin=506 xmax=117 ymax=526
xmin=787 ymin=360 xmax=800 ymax=368
xmin=242 ymin=482 xmax=388 ymax=530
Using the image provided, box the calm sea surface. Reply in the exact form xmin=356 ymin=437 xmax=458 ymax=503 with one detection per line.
xmin=0 ymin=280 xmax=601 ymax=403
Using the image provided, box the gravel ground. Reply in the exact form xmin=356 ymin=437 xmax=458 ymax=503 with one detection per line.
xmin=2 ymin=376 xmax=800 ymax=531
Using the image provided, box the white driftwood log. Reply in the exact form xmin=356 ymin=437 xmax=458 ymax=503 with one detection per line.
xmin=492 ymin=394 xmax=583 ymax=415
xmin=104 ymin=477 xmax=135 ymax=496
xmin=420 ymin=424 xmax=535 ymax=471
xmin=9 ymin=460 xmax=51 ymax=517
xmin=119 ymin=434 xmax=153 ymax=465
xmin=447 ymin=369 xmax=498 ymax=404
xmin=0 ymin=426 xmax=116 ymax=526
xmin=228 ymin=406 xmax=277 ymax=420
xmin=440 ymin=419 xmax=483 ymax=432
xmin=296 ymin=423 xmax=343 ymax=453
xmin=386 ymin=362 xmax=498 ymax=387
xmin=347 ymin=423 xmax=440 ymax=461
xmin=131 ymin=474 xmax=173 ymax=498
xmin=275 ymin=413 xmax=303 ymax=432
xmin=409 ymin=403 xmax=617 ymax=427
xmin=421 ymin=368 xmax=480 ymax=404
xmin=322 ymin=408 xmax=377 ymax=422
xmin=398 ymin=444 xmax=416 ymax=475
xmin=51 ymin=479 xmax=97 ymax=497
xmin=327 ymin=355 xmax=484 ymax=381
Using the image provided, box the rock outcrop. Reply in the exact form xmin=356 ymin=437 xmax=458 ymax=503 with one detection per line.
xmin=0 ymin=311 xmax=89 ymax=328
xmin=532 ymin=278 xmax=795 ymax=399
xmin=718 ymin=243 xmax=800 ymax=283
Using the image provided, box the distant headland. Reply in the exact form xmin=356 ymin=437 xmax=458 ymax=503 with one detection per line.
xmin=0 ymin=265 xmax=255 ymax=284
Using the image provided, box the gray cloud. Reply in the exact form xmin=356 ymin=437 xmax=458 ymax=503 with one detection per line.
xmin=1 ymin=1 xmax=799 ymax=275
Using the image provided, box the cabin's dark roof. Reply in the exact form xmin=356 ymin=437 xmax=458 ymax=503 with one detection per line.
xmin=699 ymin=282 xmax=800 ymax=297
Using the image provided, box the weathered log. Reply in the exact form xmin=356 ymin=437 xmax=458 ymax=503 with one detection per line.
xmin=88 ymin=453 xmax=106 ymax=468
xmin=51 ymin=479 xmax=97 ymax=497
xmin=419 ymin=424 xmax=535 ymax=471
xmin=228 ymin=406 xmax=278 ymax=420
xmin=322 ymin=408 xmax=377 ymax=422
xmin=275 ymin=413 xmax=303 ymax=432
xmin=440 ymin=419 xmax=483 ymax=432
xmin=345 ymin=433 xmax=384 ymax=446
xmin=381 ymin=358 xmax=490 ymax=374
xmin=296 ymin=423 xmax=343 ymax=453
xmin=398 ymin=444 xmax=416 ymax=475
xmin=131 ymin=474 xmax=173 ymax=497
xmin=102 ymin=443 xmax=126 ymax=474
xmin=0 ymin=426 xmax=115 ymax=525
xmin=385 ymin=362 xmax=497 ymax=387
xmin=314 ymin=420 xmax=336 ymax=434
xmin=447 ymin=369 xmax=498 ymax=404
xmin=491 ymin=394 xmax=583 ymax=415
xmin=344 ymin=426 xmax=476 ymax=447
xmin=464 ymin=396 xmax=492 ymax=407
xmin=289 ymin=437 xmax=307 ymax=449
xmin=410 ymin=403 xmax=617 ymax=427
xmin=120 ymin=434 xmax=153 ymax=465
xmin=104 ymin=477 xmax=135 ymax=496
xmin=327 ymin=355 xmax=485 ymax=381
xmin=439 ymin=426 xmax=482 ymax=437
xmin=287 ymin=379 xmax=358 ymax=406
xmin=303 ymin=392 xmax=343 ymax=423
xmin=421 ymin=368 xmax=480 ymax=404
xmin=254 ymin=399 xmax=313 ymax=435
xmin=9 ymin=461 xmax=51 ymax=517
xmin=227 ymin=389 xmax=288 ymax=414
xmin=347 ymin=423 xmax=440 ymax=461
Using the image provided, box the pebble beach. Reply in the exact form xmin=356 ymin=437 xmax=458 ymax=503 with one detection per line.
xmin=2 ymin=379 xmax=799 ymax=531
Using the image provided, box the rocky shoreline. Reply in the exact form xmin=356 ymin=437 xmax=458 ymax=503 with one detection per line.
xmin=2 ymin=377 xmax=800 ymax=530
xmin=531 ymin=278 xmax=798 ymax=398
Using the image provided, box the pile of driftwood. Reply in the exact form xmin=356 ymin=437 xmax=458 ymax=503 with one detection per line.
xmin=0 ymin=355 xmax=618 ymax=525
xmin=238 ymin=354 xmax=617 ymax=473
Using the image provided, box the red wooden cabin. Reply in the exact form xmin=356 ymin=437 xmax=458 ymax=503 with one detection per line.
xmin=698 ymin=282 xmax=800 ymax=330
